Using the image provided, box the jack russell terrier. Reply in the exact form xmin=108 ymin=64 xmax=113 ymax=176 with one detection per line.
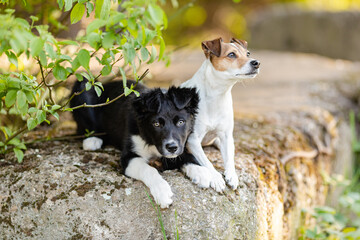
xmin=181 ymin=37 xmax=260 ymax=192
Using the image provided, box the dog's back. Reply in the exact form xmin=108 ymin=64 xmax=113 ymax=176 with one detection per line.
xmin=70 ymin=79 xmax=147 ymax=149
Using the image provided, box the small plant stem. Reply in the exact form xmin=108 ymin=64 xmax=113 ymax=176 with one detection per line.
xmin=4 ymin=126 xmax=28 ymax=145
xmin=37 ymin=59 xmax=55 ymax=105
xmin=65 ymin=68 xmax=148 ymax=111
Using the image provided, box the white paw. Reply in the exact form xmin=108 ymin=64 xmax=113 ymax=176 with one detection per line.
xmin=209 ymin=170 xmax=226 ymax=192
xmin=225 ymin=170 xmax=239 ymax=190
xmin=83 ymin=137 xmax=103 ymax=150
xmin=182 ymin=164 xmax=211 ymax=188
xmin=150 ymin=179 xmax=174 ymax=208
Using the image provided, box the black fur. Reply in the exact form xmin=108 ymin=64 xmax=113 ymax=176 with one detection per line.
xmin=70 ymin=79 xmax=200 ymax=172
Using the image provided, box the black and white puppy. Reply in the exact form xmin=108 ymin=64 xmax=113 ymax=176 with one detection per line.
xmin=70 ymin=79 xmax=208 ymax=208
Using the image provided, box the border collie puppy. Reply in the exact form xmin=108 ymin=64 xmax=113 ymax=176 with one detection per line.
xmin=70 ymin=79 xmax=202 ymax=208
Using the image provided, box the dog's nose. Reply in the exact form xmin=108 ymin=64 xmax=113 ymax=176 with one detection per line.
xmin=165 ymin=143 xmax=178 ymax=153
xmin=251 ymin=60 xmax=260 ymax=69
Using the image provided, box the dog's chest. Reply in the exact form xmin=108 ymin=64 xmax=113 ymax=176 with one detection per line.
xmin=197 ymin=94 xmax=233 ymax=130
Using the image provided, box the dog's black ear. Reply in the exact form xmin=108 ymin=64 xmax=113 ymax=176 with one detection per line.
xmin=230 ymin=38 xmax=248 ymax=49
xmin=168 ymin=87 xmax=199 ymax=115
xmin=132 ymin=89 xmax=163 ymax=114
xmin=202 ymin=37 xmax=222 ymax=58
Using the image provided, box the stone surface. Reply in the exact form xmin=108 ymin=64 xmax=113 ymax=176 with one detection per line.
xmin=0 ymin=109 xmax=338 ymax=239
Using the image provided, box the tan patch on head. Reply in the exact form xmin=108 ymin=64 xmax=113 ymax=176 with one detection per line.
xmin=210 ymin=41 xmax=250 ymax=72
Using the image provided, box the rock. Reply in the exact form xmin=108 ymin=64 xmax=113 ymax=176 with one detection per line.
xmin=0 ymin=108 xmax=340 ymax=239
xmin=248 ymin=5 xmax=360 ymax=61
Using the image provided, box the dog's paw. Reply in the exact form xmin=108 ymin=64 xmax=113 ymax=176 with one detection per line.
xmin=150 ymin=179 xmax=174 ymax=208
xmin=83 ymin=137 xmax=103 ymax=150
xmin=209 ymin=170 xmax=226 ymax=192
xmin=225 ymin=170 xmax=239 ymax=190
xmin=182 ymin=164 xmax=211 ymax=188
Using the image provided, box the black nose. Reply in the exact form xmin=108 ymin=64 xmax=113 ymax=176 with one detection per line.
xmin=165 ymin=143 xmax=178 ymax=153
xmin=251 ymin=60 xmax=260 ymax=69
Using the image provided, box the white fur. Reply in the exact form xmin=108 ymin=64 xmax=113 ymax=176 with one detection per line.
xmin=125 ymin=157 xmax=173 ymax=208
xmin=127 ymin=135 xmax=173 ymax=208
xmin=131 ymin=135 xmax=162 ymax=159
xmin=83 ymin=137 xmax=103 ymax=150
xmin=182 ymin=164 xmax=212 ymax=188
xmin=181 ymin=58 xmax=258 ymax=191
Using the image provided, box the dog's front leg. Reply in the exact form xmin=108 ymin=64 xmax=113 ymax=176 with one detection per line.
xmin=218 ymin=131 xmax=239 ymax=190
xmin=125 ymin=157 xmax=173 ymax=208
xmin=187 ymin=134 xmax=226 ymax=192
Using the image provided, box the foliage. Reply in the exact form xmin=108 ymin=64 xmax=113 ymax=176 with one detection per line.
xmin=0 ymin=0 xmax=171 ymax=162
xmin=298 ymin=174 xmax=360 ymax=239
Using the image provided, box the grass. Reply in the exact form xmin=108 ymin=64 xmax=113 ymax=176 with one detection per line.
xmin=145 ymin=191 xmax=180 ymax=240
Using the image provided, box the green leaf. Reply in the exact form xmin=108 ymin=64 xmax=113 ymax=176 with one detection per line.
xmin=124 ymin=86 xmax=132 ymax=96
xmin=147 ymin=45 xmax=157 ymax=64
xmin=5 ymin=90 xmax=17 ymax=107
xmin=85 ymin=81 xmax=92 ymax=91
xmin=140 ymin=47 xmax=149 ymax=61
xmin=53 ymin=65 xmax=67 ymax=80
xmin=70 ymin=3 xmax=85 ymax=24
xmin=36 ymin=110 xmax=46 ymax=124
xmin=16 ymin=90 xmax=27 ymax=109
xmin=51 ymin=105 xmax=61 ymax=111
xmin=14 ymin=148 xmax=24 ymax=163
xmin=39 ymin=51 xmax=47 ymax=66
xmin=24 ymin=90 xmax=33 ymax=103
xmin=87 ymin=32 xmax=101 ymax=49
xmin=94 ymin=85 xmax=102 ymax=97
xmin=119 ymin=67 xmax=127 ymax=88
xmin=28 ymin=107 xmax=37 ymax=113
xmin=158 ymin=36 xmax=165 ymax=61
xmin=77 ymin=49 xmax=90 ymax=70
xmin=64 ymin=0 xmax=73 ymax=11
xmin=52 ymin=112 xmax=60 ymax=120
xmin=95 ymin=0 xmax=111 ymax=20
xmin=102 ymin=32 xmax=115 ymax=49
xmin=71 ymin=57 xmax=80 ymax=71
xmin=86 ymin=2 xmax=94 ymax=16
xmin=30 ymin=37 xmax=44 ymax=57
xmin=86 ymin=19 xmax=106 ymax=33
xmin=5 ymin=51 xmax=18 ymax=68
xmin=101 ymin=64 xmax=111 ymax=76
xmin=27 ymin=117 xmax=37 ymax=130
xmin=75 ymin=73 xmax=83 ymax=81
xmin=123 ymin=43 xmax=136 ymax=64
xmin=44 ymin=43 xmax=56 ymax=59
xmin=148 ymin=4 xmax=165 ymax=26
xmin=58 ymin=0 xmax=64 ymax=9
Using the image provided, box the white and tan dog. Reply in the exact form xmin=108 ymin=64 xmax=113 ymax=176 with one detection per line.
xmin=181 ymin=37 xmax=260 ymax=192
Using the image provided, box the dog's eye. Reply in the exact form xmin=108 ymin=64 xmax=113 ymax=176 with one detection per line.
xmin=153 ymin=121 xmax=160 ymax=127
xmin=227 ymin=52 xmax=236 ymax=58
xmin=247 ymin=51 xmax=250 ymax=57
xmin=176 ymin=120 xmax=185 ymax=127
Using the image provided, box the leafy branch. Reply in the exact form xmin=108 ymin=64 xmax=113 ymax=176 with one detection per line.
xmin=0 ymin=0 xmax=171 ymax=162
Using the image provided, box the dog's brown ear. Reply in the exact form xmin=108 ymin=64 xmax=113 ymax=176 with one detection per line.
xmin=202 ymin=37 xmax=222 ymax=58
xmin=231 ymin=38 xmax=248 ymax=49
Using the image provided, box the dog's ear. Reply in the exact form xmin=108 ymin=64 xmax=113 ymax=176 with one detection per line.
xmin=230 ymin=38 xmax=248 ymax=49
xmin=202 ymin=37 xmax=222 ymax=58
xmin=132 ymin=89 xmax=163 ymax=114
xmin=168 ymin=87 xmax=199 ymax=115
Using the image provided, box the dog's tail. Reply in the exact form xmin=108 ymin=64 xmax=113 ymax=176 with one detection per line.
xmin=70 ymin=78 xmax=102 ymax=135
